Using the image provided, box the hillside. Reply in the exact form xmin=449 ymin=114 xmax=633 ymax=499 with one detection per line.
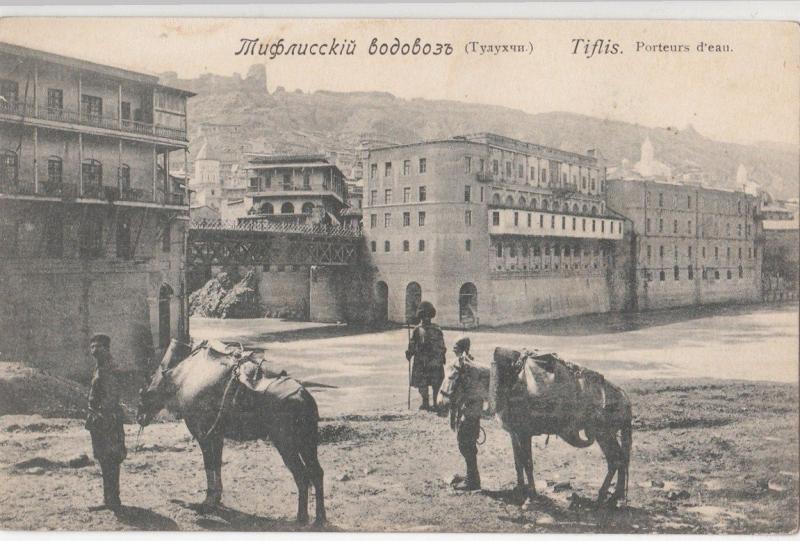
xmin=160 ymin=66 xmax=798 ymax=199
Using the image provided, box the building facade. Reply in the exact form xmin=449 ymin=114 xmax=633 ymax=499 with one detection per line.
xmin=606 ymin=177 xmax=762 ymax=310
xmin=229 ymin=154 xmax=349 ymax=226
xmin=0 ymin=42 xmax=193 ymax=382
xmin=362 ymin=133 xmax=625 ymax=327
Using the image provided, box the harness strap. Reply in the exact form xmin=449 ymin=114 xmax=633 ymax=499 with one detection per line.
xmin=197 ymin=366 xmax=241 ymax=443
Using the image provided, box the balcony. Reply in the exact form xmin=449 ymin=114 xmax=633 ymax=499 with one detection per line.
xmin=0 ymin=179 xmax=186 ymax=208
xmin=488 ymin=208 xmax=624 ymax=240
xmin=475 ymin=172 xmax=494 ymax=183
xmin=0 ymin=101 xmax=187 ymax=142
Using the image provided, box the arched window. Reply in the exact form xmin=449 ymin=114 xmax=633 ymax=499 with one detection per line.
xmin=573 ymin=204 xmax=579 ymax=213
xmin=405 ymin=282 xmax=422 ymax=323
xmin=542 ymin=199 xmax=549 ymax=210
xmin=459 ymin=282 xmax=478 ymax=326
xmin=531 ymin=198 xmax=538 ymax=209
xmin=257 ymin=202 xmax=274 ymax=214
xmin=301 ymin=202 xmax=315 ymax=215
xmin=591 ymin=206 xmax=598 ymax=216
xmin=281 ymin=202 xmax=295 ymax=214
xmin=505 ymin=195 xmax=514 ymax=207
xmin=82 ymin=159 xmax=103 ymax=197
xmin=518 ymin=196 xmax=526 ymax=207
xmin=491 ymin=193 xmax=501 ymax=205
xmin=0 ymin=150 xmax=18 ymax=184
xmin=582 ymin=204 xmax=588 ymax=214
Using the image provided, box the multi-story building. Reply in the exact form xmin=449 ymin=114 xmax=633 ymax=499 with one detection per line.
xmin=362 ymin=133 xmax=625 ymax=327
xmin=761 ymin=199 xmax=799 ymax=301
xmin=233 ymin=154 xmax=349 ymax=226
xmin=606 ymin=177 xmax=762 ymax=309
xmin=0 ymin=42 xmax=194 ymax=383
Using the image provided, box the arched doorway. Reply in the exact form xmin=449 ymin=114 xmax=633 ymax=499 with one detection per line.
xmin=158 ymin=284 xmax=173 ymax=351
xmin=375 ymin=281 xmax=389 ymax=324
xmin=405 ymin=282 xmax=422 ymax=323
xmin=459 ymin=283 xmax=478 ymax=327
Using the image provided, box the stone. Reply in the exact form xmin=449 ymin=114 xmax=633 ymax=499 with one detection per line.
xmin=336 ymin=473 xmax=352 ymax=482
xmin=26 ymin=467 xmax=45 ymax=475
xmin=666 ymin=489 xmax=690 ymax=501
xmin=651 ymin=480 xmax=665 ymax=488
xmin=553 ymin=481 xmax=572 ymax=492
xmin=67 ymin=454 xmax=92 ymax=468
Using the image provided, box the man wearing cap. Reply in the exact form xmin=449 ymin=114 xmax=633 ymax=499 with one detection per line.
xmin=452 ymin=337 xmax=483 ymax=491
xmin=85 ymin=334 xmax=126 ymax=510
xmin=405 ymin=301 xmax=447 ymax=411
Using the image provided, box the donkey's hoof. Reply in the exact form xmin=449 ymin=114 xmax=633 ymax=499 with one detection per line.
xmin=297 ymin=514 xmax=310 ymax=525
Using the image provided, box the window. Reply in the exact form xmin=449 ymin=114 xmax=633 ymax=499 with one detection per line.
xmin=561 ymin=216 xmax=566 ymax=229
xmin=464 ymin=157 xmax=472 ymax=173
xmin=418 ymin=240 xmax=425 ymax=251
xmin=370 ymin=214 xmax=377 ymax=228
xmin=370 ymin=190 xmax=377 ymax=206
xmin=161 ymin=221 xmax=171 ymax=252
xmin=384 ymin=213 xmax=392 ymax=227
xmin=403 ymin=212 xmax=410 ymax=226
xmin=81 ymin=94 xmax=103 ymax=119
xmin=370 ymin=241 xmax=376 ymax=252
xmin=47 ymin=157 xmax=63 ymax=185
xmin=0 ymin=79 xmax=19 ymax=104
xmin=533 ymin=244 xmax=540 ymax=256
xmin=80 ymin=213 xmax=104 ymax=259
xmin=673 ymin=220 xmax=678 ymax=234
xmin=592 ymin=220 xmax=596 ymax=232
xmin=688 ymin=220 xmax=692 ymax=234
xmin=739 ymin=265 xmax=743 ymax=278
xmin=283 ymin=174 xmax=292 ymax=190
xmin=646 ymin=218 xmax=651 ymax=233
xmin=514 ymin=212 xmax=519 ymax=226
xmin=510 ymin=244 xmax=517 ymax=257
xmin=465 ymin=239 xmax=471 ymax=252
xmin=45 ymin=213 xmax=64 ymax=257
xmin=418 ymin=158 xmax=426 ymax=174
xmin=418 ymin=186 xmax=426 ymax=202
xmin=726 ymin=247 xmax=731 ymax=259
xmin=551 ymin=215 xmax=555 ymax=228
xmin=727 ymin=269 xmax=732 ymax=280
xmin=518 ymin=164 xmax=524 ymax=178
xmin=715 ymin=246 xmax=719 ymax=258
xmin=464 ymin=185 xmax=471 ymax=202
xmin=47 ymin=88 xmax=63 ymax=111
xmin=658 ymin=193 xmax=664 ymax=207
xmin=0 ymin=150 xmax=18 ymax=185
xmin=116 ymin=213 xmax=132 ymax=259
xmin=687 ymin=195 xmax=692 ymax=209
xmin=418 ymin=212 xmax=426 ymax=226
xmin=660 ymin=270 xmax=666 ymax=281
xmin=480 ymin=186 xmax=484 ymax=202
xmin=737 ymin=223 xmax=742 ymax=237
xmin=582 ymin=218 xmax=586 ymax=231
xmin=281 ymin=202 xmax=294 ymax=214
xmin=540 ymin=168 xmax=547 ymax=182
xmin=674 ymin=265 xmax=680 ymax=280
xmin=403 ymin=187 xmax=411 ymax=203
xmin=688 ymin=246 xmax=693 ymax=258
xmin=302 ymin=172 xmax=311 ymax=189
xmin=531 ymin=214 xmax=535 ymax=228
xmin=646 ymin=245 xmax=652 ymax=262
xmin=658 ymin=218 xmax=663 ymax=233
xmin=545 ymin=245 xmax=551 ymax=256
xmin=120 ymin=101 xmax=131 ymax=121
xmin=531 ymin=167 xmax=537 ymax=180
xmin=370 ymin=163 xmax=377 ymax=179
xmin=688 ymin=265 xmax=694 ymax=280
xmin=659 ymin=245 xmax=664 ymax=259
xmin=403 ymin=240 xmax=410 ymax=252
xmin=403 ymin=160 xmax=411 ymax=176
xmin=384 ymin=162 xmax=392 ymax=177
xmin=702 ymin=246 xmax=706 ymax=258
xmin=118 ymin=164 xmax=130 ymax=192
xmin=506 ymin=162 xmax=512 ymax=176
xmin=385 ymin=241 xmax=391 ymax=252
xmin=465 ymin=210 xmax=472 ymax=226
xmin=492 ymin=211 xmax=500 ymax=226
xmin=738 ymin=247 xmax=742 ymax=259
xmin=301 ymin=202 xmax=315 ymax=215
xmin=496 ymin=244 xmax=503 ymax=258
xmin=479 ymin=159 xmax=485 ymax=172
xmin=492 ymin=160 xmax=499 ymax=174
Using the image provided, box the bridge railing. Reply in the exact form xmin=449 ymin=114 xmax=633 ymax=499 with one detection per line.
xmin=189 ymin=218 xmax=363 ymax=239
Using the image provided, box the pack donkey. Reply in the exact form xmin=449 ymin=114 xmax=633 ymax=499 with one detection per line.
xmin=137 ymin=340 xmax=325 ymax=525
xmin=489 ymin=347 xmax=633 ymax=507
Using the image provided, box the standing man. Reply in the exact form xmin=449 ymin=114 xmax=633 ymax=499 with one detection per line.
xmin=405 ymin=301 xmax=446 ymax=411
xmin=85 ymin=334 xmax=126 ymax=511
xmin=451 ymin=337 xmax=482 ymax=491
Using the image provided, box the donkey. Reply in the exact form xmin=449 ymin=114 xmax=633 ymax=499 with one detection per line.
xmin=136 ymin=340 xmax=325 ymax=525
xmin=489 ymin=347 xmax=633 ymax=507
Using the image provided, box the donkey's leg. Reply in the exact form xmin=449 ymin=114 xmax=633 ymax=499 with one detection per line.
xmin=510 ymin=431 xmax=526 ymax=501
xmin=522 ymin=434 xmax=536 ymax=497
xmin=299 ymin=439 xmax=325 ymax=525
xmin=199 ymin=436 xmax=224 ymax=508
xmin=275 ymin=438 xmax=310 ymax=524
xmin=615 ymin=420 xmax=633 ymax=503
xmin=595 ymin=431 xmax=622 ymax=505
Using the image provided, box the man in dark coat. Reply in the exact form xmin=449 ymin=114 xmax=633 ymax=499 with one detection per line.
xmin=405 ymin=301 xmax=446 ymax=411
xmin=85 ymin=334 xmax=126 ymax=510
xmin=451 ymin=337 xmax=483 ymax=490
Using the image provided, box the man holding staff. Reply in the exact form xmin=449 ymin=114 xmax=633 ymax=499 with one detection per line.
xmin=405 ymin=301 xmax=446 ymax=411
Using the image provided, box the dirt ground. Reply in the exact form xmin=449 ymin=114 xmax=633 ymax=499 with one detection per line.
xmin=0 ymin=377 xmax=797 ymax=533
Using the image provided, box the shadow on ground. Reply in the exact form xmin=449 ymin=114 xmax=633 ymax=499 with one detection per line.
xmin=113 ymin=505 xmax=180 ymax=530
xmin=170 ymin=499 xmax=337 ymax=532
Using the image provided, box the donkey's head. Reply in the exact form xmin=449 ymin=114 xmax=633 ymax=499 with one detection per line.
xmin=136 ymin=339 xmax=192 ymax=426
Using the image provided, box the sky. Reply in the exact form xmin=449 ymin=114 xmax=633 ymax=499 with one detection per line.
xmin=1 ymin=18 xmax=798 ymax=146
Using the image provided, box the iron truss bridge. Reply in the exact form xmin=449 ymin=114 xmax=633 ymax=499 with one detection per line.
xmin=188 ymin=219 xmax=364 ymax=267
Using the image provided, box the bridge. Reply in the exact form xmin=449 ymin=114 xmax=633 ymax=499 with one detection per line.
xmin=188 ymin=219 xmax=364 ymax=268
